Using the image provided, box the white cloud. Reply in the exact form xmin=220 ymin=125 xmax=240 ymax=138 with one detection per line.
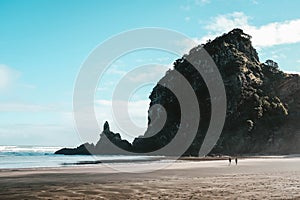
xmin=128 ymin=65 xmax=169 ymax=83
xmin=201 ymin=12 xmax=300 ymax=47
xmin=175 ymin=37 xmax=202 ymax=54
xmin=106 ymin=67 xmax=127 ymax=76
xmin=0 ymin=64 xmax=20 ymax=90
xmin=284 ymin=70 xmax=300 ymax=75
xmin=135 ymin=57 xmax=173 ymax=63
xmin=96 ymin=99 xmax=149 ymax=119
xmin=180 ymin=5 xmax=190 ymax=11
xmin=180 ymin=0 xmax=210 ymax=12
xmin=250 ymin=0 xmax=259 ymax=5
xmin=185 ymin=16 xmax=191 ymax=22
xmin=97 ymin=80 xmax=116 ymax=91
xmin=204 ymin=12 xmax=250 ymax=33
xmin=195 ymin=0 xmax=210 ymax=5
xmin=0 ymin=102 xmax=55 ymax=112
xmin=96 ymin=99 xmax=112 ymax=106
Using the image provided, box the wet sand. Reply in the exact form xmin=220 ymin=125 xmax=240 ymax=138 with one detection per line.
xmin=0 ymin=157 xmax=300 ymax=199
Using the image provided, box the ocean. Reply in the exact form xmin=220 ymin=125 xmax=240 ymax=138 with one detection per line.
xmin=0 ymin=145 xmax=160 ymax=169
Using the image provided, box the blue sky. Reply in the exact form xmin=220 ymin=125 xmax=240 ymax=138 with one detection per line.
xmin=0 ymin=0 xmax=299 ymax=146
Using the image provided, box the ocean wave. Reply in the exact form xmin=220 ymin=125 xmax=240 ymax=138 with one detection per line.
xmin=0 ymin=145 xmax=63 ymax=153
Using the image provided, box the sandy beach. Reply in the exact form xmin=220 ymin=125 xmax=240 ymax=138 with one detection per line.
xmin=0 ymin=157 xmax=300 ymax=199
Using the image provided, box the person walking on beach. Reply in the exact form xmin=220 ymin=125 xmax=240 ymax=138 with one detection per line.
xmin=229 ymin=157 xmax=232 ymax=166
xmin=235 ymin=157 xmax=238 ymax=165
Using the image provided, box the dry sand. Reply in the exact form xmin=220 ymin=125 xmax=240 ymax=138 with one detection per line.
xmin=0 ymin=157 xmax=300 ymax=199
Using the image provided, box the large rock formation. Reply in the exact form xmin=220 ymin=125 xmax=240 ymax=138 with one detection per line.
xmin=55 ymin=29 xmax=300 ymax=156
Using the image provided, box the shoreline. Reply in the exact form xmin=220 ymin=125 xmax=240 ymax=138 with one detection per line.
xmin=1 ymin=154 xmax=300 ymax=171
xmin=0 ymin=154 xmax=299 ymax=172
xmin=0 ymin=157 xmax=299 ymax=199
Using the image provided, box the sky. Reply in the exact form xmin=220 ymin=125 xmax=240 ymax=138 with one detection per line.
xmin=0 ymin=0 xmax=300 ymax=146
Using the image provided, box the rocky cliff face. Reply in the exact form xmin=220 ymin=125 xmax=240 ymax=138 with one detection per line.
xmin=56 ymin=29 xmax=300 ymax=156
